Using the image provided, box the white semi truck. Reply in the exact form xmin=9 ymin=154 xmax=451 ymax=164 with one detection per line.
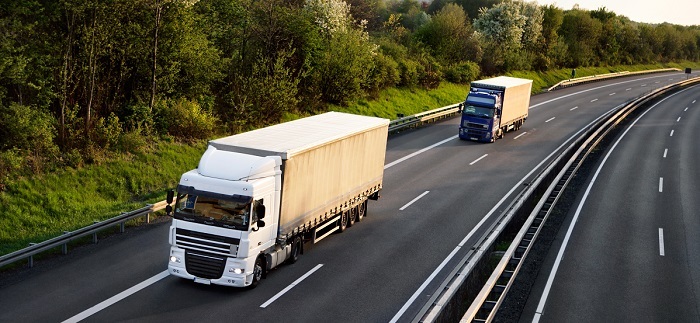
xmin=166 ymin=112 xmax=389 ymax=287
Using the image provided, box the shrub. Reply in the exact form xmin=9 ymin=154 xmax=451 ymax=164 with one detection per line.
xmin=444 ymin=61 xmax=481 ymax=83
xmin=155 ymin=98 xmax=218 ymax=140
xmin=364 ymin=53 xmax=400 ymax=97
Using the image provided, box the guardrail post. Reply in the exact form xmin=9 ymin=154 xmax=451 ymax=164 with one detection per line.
xmin=28 ymin=243 xmax=36 ymax=268
xmin=146 ymin=212 xmax=150 ymax=224
xmin=93 ymin=221 xmax=99 ymax=243
xmin=62 ymin=231 xmax=69 ymax=254
xmin=120 ymin=222 xmax=125 ymax=233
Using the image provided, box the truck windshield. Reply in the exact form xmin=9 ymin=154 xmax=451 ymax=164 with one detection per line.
xmin=463 ymin=105 xmax=494 ymax=118
xmin=174 ymin=193 xmax=251 ymax=230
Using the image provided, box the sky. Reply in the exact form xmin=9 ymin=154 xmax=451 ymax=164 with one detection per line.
xmin=534 ymin=0 xmax=698 ymax=26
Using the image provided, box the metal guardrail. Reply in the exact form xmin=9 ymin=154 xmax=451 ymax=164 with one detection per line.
xmin=0 ymin=201 xmax=170 ymax=269
xmin=416 ymin=76 xmax=700 ymax=323
xmin=547 ymin=68 xmax=681 ymax=91
xmin=388 ymin=103 xmax=461 ymax=133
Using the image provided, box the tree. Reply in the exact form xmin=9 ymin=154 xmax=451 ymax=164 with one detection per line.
xmin=559 ymin=9 xmax=602 ymax=66
xmin=416 ymin=3 xmax=481 ymax=64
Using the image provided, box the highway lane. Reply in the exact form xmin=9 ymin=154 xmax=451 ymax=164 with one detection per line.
xmin=0 ymin=71 xmax=694 ymax=323
xmin=523 ymin=84 xmax=700 ymax=322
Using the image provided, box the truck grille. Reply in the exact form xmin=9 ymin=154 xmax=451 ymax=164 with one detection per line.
xmin=185 ymin=250 xmax=226 ymax=279
xmin=465 ymin=121 xmax=488 ymax=129
xmin=175 ymin=228 xmax=239 ymax=257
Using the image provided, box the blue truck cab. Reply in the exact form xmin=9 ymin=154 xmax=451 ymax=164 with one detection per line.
xmin=458 ymin=76 xmax=532 ymax=143
xmin=459 ymin=90 xmax=502 ymax=142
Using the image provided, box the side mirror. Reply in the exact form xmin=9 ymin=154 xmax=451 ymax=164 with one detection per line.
xmin=257 ymin=220 xmax=266 ymax=228
xmin=166 ymin=190 xmax=174 ymax=204
xmin=165 ymin=190 xmax=175 ymax=216
xmin=255 ymin=204 xmax=266 ymax=219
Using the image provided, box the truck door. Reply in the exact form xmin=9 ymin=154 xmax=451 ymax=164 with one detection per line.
xmin=248 ymin=195 xmax=275 ymax=253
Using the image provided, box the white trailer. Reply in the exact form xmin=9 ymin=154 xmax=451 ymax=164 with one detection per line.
xmin=167 ymin=112 xmax=388 ymax=287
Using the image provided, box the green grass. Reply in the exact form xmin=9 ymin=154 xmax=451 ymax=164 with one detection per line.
xmin=0 ymin=141 xmax=206 ymax=256
xmin=1 ymin=61 xmax=698 ymax=258
xmin=331 ymin=82 xmax=467 ymax=119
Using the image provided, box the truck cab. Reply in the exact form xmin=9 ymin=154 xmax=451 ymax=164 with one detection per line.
xmin=459 ymin=90 xmax=503 ymax=142
xmin=167 ymin=146 xmax=283 ymax=287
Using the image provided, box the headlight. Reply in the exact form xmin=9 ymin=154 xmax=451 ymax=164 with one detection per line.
xmin=229 ymin=268 xmax=244 ymax=274
xmin=170 ymin=256 xmax=181 ymax=263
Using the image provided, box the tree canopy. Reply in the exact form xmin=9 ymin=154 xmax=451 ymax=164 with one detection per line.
xmin=1 ymin=0 xmax=699 ymax=187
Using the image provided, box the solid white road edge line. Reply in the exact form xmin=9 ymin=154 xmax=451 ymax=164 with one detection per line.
xmin=391 ymin=105 xmax=621 ymax=323
xmin=531 ymin=85 xmax=692 ymax=323
xmin=384 ymin=136 xmax=457 ymax=170
xmin=528 ymin=74 xmax=673 ymax=110
xmin=514 ymin=132 xmax=527 ymax=140
xmin=659 ymin=228 xmax=665 ymax=256
xmin=400 ymin=191 xmax=430 ymax=211
xmin=260 ymin=264 xmax=323 ymax=308
xmin=470 ymin=154 xmax=488 ymax=165
xmin=62 ymin=270 xmax=169 ymax=323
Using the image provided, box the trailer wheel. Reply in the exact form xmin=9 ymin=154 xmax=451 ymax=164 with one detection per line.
xmin=347 ymin=207 xmax=356 ymax=227
xmin=251 ymin=256 xmax=264 ymax=288
xmin=338 ymin=211 xmax=348 ymax=233
xmin=289 ymin=236 xmax=301 ymax=264
xmin=357 ymin=201 xmax=366 ymax=222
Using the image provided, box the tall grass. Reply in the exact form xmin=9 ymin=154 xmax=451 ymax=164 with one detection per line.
xmin=0 ymin=141 xmax=205 ymax=256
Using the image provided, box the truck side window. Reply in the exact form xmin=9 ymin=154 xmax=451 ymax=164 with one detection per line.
xmin=252 ymin=199 xmax=263 ymax=222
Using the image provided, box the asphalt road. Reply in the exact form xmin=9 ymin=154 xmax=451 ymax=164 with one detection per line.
xmin=521 ymin=83 xmax=700 ymax=322
xmin=0 ymin=71 xmax=696 ymax=323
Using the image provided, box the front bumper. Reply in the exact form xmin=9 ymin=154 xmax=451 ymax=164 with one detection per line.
xmin=168 ymin=247 xmax=253 ymax=287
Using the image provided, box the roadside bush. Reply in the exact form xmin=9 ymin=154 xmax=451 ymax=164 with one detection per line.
xmin=364 ymin=53 xmax=400 ymax=97
xmin=93 ymin=113 xmax=123 ymax=150
xmin=0 ymin=103 xmax=58 ymax=174
xmin=156 ymin=98 xmax=217 ymax=140
xmin=444 ymin=61 xmax=481 ymax=83
xmin=397 ymin=58 xmax=423 ymax=87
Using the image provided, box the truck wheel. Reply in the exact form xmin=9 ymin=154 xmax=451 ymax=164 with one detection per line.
xmin=251 ymin=256 xmax=264 ymax=288
xmin=357 ymin=202 xmax=365 ymax=222
xmin=338 ymin=211 xmax=348 ymax=233
xmin=347 ymin=207 xmax=356 ymax=227
xmin=289 ymin=237 xmax=301 ymax=264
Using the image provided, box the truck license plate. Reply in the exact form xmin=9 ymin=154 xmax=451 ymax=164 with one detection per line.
xmin=194 ymin=277 xmax=211 ymax=285
xmin=470 ymin=137 xmax=478 ymax=141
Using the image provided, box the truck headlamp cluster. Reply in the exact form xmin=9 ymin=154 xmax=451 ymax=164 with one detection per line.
xmin=229 ymin=268 xmax=244 ymax=274
xmin=170 ymin=256 xmax=181 ymax=263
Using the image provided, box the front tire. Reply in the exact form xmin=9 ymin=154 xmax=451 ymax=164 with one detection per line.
xmin=250 ymin=256 xmax=264 ymax=288
xmin=288 ymin=236 xmax=301 ymax=264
